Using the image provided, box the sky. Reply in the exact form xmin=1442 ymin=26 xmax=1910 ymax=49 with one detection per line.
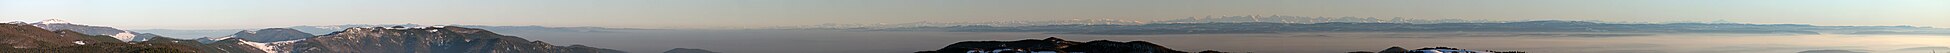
xmin=2 ymin=0 xmax=1945 ymax=29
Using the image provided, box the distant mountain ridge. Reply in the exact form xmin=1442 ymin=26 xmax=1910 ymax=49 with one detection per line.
xmin=133 ymin=24 xmax=657 ymax=38
xmin=273 ymin=26 xmax=626 ymax=53
xmin=916 ymin=37 xmax=1229 ymax=53
xmin=663 ymin=48 xmax=719 ymax=53
xmin=227 ymin=28 xmax=315 ymax=43
xmin=868 ymin=20 xmax=1944 ymax=35
xmin=157 ymin=26 xmax=631 ymax=53
xmin=5 ymin=19 xmax=628 ymax=53
xmin=283 ymin=24 xmax=655 ymax=35
xmin=777 ymin=15 xmax=1751 ymax=29
xmin=7 ymin=19 xmax=163 ymax=42
xmin=0 ymin=23 xmax=198 ymax=53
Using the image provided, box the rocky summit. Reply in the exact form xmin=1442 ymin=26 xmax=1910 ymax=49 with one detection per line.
xmin=917 ymin=37 xmax=1229 ymax=53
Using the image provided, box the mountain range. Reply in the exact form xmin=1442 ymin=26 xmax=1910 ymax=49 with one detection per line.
xmin=663 ymin=48 xmax=720 ymax=53
xmin=777 ymin=15 xmax=1748 ymax=29
xmin=1 ymin=19 xmax=627 ymax=53
xmin=0 ymin=22 xmax=197 ymax=53
xmin=276 ymin=26 xmax=625 ymax=53
xmin=865 ymin=20 xmax=1945 ymax=35
xmin=223 ymin=28 xmax=315 ymax=43
xmin=6 ymin=19 xmax=164 ymax=42
xmin=916 ymin=37 xmax=1229 ymax=53
xmin=135 ymin=24 xmax=657 ymax=38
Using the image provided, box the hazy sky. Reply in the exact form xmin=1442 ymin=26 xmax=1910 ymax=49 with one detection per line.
xmin=2 ymin=0 xmax=1945 ymax=29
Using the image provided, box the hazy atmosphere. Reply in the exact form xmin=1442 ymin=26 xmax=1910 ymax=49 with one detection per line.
xmin=4 ymin=0 xmax=1945 ymax=29
xmin=502 ymin=30 xmax=1950 ymax=53
xmin=3 ymin=0 xmax=1946 ymax=53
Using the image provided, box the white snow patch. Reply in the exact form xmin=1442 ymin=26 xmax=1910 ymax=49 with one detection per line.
xmin=72 ymin=41 xmax=86 ymax=45
xmin=111 ymin=32 xmax=138 ymax=42
xmin=238 ymin=40 xmax=282 ymax=53
xmin=251 ymin=38 xmax=308 ymax=53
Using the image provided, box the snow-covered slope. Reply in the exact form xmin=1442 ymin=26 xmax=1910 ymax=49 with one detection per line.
xmin=233 ymin=39 xmax=298 ymax=53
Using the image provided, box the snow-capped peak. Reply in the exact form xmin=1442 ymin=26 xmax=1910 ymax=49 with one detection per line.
xmin=36 ymin=19 xmax=70 ymax=24
xmin=6 ymin=21 xmax=25 ymax=24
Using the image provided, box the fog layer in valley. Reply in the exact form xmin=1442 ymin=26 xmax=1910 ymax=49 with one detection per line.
xmin=500 ymin=30 xmax=1948 ymax=53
